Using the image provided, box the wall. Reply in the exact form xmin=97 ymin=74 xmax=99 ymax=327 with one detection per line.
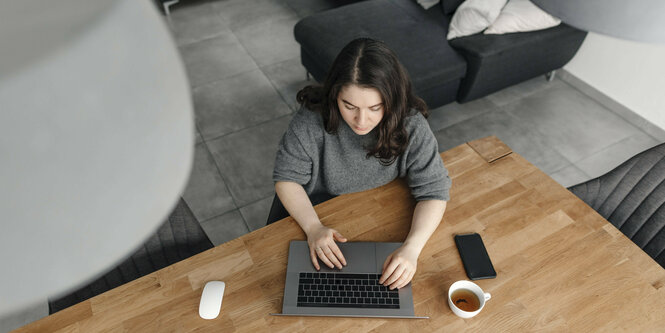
xmin=564 ymin=32 xmax=665 ymax=130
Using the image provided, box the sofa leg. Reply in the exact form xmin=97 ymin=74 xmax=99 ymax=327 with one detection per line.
xmin=163 ymin=0 xmax=180 ymax=16
xmin=546 ymin=70 xmax=556 ymax=82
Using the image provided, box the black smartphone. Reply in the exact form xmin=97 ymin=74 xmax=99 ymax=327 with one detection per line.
xmin=454 ymin=233 xmax=496 ymax=280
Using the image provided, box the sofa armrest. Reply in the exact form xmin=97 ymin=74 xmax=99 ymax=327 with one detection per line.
xmin=449 ymin=24 xmax=587 ymax=102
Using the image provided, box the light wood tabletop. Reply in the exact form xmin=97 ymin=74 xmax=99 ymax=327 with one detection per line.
xmin=16 ymin=136 xmax=665 ymax=332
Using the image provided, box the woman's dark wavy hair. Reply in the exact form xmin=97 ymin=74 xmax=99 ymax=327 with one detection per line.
xmin=296 ymin=37 xmax=428 ymax=165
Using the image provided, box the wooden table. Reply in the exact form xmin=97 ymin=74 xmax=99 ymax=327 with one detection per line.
xmin=17 ymin=136 xmax=665 ymax=332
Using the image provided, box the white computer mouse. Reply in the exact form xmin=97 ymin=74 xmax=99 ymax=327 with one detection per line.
xmin=199 ymin=281 xmax=225 ymax=319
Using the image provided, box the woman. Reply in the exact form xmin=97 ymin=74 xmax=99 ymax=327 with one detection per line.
xmin=272 ymin=38 xmax=451 ymax=291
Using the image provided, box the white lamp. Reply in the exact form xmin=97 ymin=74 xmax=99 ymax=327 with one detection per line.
xmin=532 ymin=0 xmax=665 ymax=44
xmin=0 ymin=0 xmax=194 ymax=315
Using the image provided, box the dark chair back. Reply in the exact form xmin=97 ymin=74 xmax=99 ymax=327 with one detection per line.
xmin=266 ymin=192 xmax=337 ymax=225
xmin=568 ymin=143 xmax=665 ymax=268
xmin=48 ymin=198 xmax=213 ymax=314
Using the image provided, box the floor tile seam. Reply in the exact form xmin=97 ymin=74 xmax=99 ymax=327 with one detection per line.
xmin=237 ymin=194 xmax=275 ymax=230
xmin=493 ymin=105 xmax=579 ymax=170
xmin=260 ymin=65 xmax=301 ymax=112
xmin=431 ymin=106 xmax=496 ymax=131
xmin=200 ymin=139 xmax=242 ymax=222
xmin=169 ymin=2 xmax=231 ymax=47
xmin=572 ymin=134 xmax=648 ymax=169
xmin=557 ymin=74 xmax=659 ymax=143
xmin=189 ymin=65 xmax=261 ymax=92
xmin=223 ymin=5 xmax=300 ymax=34
xmin=229 ymin=16 xmax=300 ymax=69
xmin=175 ymin=29 xmax=230 ymax=48
xmin=199 ymin=208 xmax=244 ymax=228
xmin=204 ymin=113 xmax=293 ymax=143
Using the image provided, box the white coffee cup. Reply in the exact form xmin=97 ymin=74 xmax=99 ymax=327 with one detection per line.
xmin=447 ymin=280 xmax=491 ymax=318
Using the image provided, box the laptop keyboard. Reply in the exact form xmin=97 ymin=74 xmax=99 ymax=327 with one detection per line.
xmin=296 ymin=272 xmax=400 ymax=309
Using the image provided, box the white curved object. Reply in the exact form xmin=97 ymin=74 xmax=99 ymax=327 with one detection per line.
xmin=532 ymin=0 xmax=665 ymax=44
xmin=0 ymin=0 xmax=194 ymax=314
xmin=199 ymin=281 xmax=226 ymax=320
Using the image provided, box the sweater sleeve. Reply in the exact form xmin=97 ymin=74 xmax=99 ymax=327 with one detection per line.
xmin=273 ymin=120 xmax=313 ymax=186
xmin=405 ymin=116 xmax=451 ymax=202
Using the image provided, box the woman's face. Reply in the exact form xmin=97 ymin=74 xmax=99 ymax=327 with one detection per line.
xmin=337 ymin=84 xmax=385 ymax=136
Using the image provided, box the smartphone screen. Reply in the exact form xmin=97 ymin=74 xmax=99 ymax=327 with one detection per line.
xmin=454 ymin=233 xmax=496 ymax=280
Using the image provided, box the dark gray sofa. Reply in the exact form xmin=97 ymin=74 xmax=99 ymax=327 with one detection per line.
xmin=294 ymin=0 xmax=587 ymax=107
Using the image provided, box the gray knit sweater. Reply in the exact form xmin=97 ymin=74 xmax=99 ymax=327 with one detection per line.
xmin=273 ymin=108 xmax=451 ymax=201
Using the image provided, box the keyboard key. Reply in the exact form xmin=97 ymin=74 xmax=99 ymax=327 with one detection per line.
xmin=354 ymin=292 xmax=360 ymax=297
xmin=322 ymin=297 xmax=328 ymax=303
xmin=352 ymin=286 xmax=359 ymax=291
xmin=301 ymin=279 xmax=313 ymax=284
xmin=333 ymin=291 xmax=340 ymax=297
xmin=311 ymin=291 xmax=318 ymax=296
xmin=350 ymin=298 xmax=357 ymax=304
xmin=299 ymin=273 xmax=306 ymax=278
xmin=325 ymin=285 xmax=331 ymax=291
xmin=361 ymin=292 xmax=367 ymax=297
xmin=304 ymin=285 xmax=310 ymax=290
xmin=326 ymin=291 xmax=332 ymax=296
xmin=372 ymin=299 xmax=378 ymax=304
xmin=298 ymin=290 xmax=304 ymax=296
xmin=343 ymin=297 xmax=350 ymax=303
xmin=379 ymin=299 xmax=385 ymax=304
xmin=331 ymin=285 xmax=337 ymax=291
xmin=306 ymin=273 xmax=313 ymax=278
xmin=318 ymin=285 xmax=324 ymax=290
xmin=336 ymin=297 xmax=343 ymax=303
xmin=381 ymin=292 xmax=388 ymax=298
xmin=390 ymin=292 xmax=398 ymax=298
xmin=314 ymin=279 xmax=321 ymax=284
xmin=308 ymin=297 xmax=315 ymax=302
xmin=298 ymin=296 xmax=307 ymax=302
xmin=386 ymin=299 xmax=392 ymax=304
xmin=364 ymin=298 xmax=371 ymax=303
xmin=345 ymin=286 xmax=352 ymax=291
xmin=315 ymin=297 xmax=322 ymax=303
xmin=305 ymin=291 xmax=311 ymax=296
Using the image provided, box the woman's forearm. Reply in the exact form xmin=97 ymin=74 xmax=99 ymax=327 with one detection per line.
xmin=275 ymin=181 xmax=322 ymax=235
xmin=403 ymin=200 xmax=447 ymax=252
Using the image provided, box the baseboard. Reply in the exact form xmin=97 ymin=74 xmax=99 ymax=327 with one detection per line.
xmin=558 ymin=68 xmax=665 ymax=142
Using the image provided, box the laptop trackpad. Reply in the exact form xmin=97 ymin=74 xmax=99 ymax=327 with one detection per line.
xmin=288 ymin=241 xmax=402 ymax=273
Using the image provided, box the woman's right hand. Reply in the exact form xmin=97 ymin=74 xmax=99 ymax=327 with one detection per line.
xmin=306 ymin=225 xmax=347 ymax=270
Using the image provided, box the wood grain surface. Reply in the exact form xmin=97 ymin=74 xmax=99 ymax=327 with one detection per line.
xmin=15 ymin=137 xmax=665 ymax=332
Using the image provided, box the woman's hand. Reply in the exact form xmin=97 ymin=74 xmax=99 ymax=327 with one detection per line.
xmin=379 ymin=245 xmax=420 ymax=290
xmin=306 ymin=225 xmax=347 ymax=270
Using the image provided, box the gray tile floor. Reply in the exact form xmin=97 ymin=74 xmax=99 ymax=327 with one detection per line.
xmin=3 ymin=0 xmax=663 ymax=331
xmin=167 ymin=0 xmax=664 ymax=250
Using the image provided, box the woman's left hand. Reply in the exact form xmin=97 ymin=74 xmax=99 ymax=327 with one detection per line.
xmin=379 ymin=245 xmax=420 ymax=290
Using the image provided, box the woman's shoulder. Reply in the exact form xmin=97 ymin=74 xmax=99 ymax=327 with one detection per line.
xmin=287 ymin=106 xmax=325 ymax=138
xmin=404 ymin=110 xmax=431 ymax=137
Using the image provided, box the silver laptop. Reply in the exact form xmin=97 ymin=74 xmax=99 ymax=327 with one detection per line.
xmin=273 ymin=240 xmax=428 ymax=319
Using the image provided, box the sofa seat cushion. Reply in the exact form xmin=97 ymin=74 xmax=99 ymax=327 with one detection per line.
xmin=294 ymin=0 xmax=467 ymax=93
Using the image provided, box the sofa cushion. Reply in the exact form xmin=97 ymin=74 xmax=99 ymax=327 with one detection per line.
xmin=294 ymin=0 xmax=467 ymax=93
xmin=485 ymin=0 xmax=560 ymax=35
xmin=447 ymin=0 xmax=507 ymax=40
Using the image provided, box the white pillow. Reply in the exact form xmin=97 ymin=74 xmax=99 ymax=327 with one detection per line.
xmin=416 ymin=0 xmax=440 ymax=10
xmin=447 ymin=0 xmax=507 ymax=40
xmin=484 ymin=0 xmax=561 ymax=35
